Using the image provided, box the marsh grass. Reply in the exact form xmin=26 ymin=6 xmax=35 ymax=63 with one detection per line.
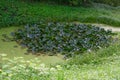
xmin=0 ymin=0 xmax=120 ymax=27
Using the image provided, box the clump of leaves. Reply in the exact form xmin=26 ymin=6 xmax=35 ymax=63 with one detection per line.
xmin=6 ymin=22 xmax=114 ymax=57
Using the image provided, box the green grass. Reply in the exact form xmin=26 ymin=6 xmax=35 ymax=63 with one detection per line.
xmin=0 ymin=0 xmax=120 ymax=27
xmin=62 ymin=56 xmax=120 ymax=80
xmin=1 ymin=48 xmax=120 ymax=80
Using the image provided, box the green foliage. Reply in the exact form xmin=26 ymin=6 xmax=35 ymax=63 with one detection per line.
xmin=30 ymin=0 xmax=91 ymax=6
xmin=0 ymin=0 xmax=120 ymax=28
xmin=0 ymin=0 xmax=28 ymax=27
xmin=7 ymin=22 xmax=114 ymax=57
xmin=93 ymin=0 xmax=120 ymax=6
xmin=0 ymin=54 xmax=62 ymax=80
xmin=27 ymin=0 xmax=120 ymax=6
xmin=69 ymin=0 xmax=91 ymax=6
xmin=1 ymin=52 xmax=120 ymax=80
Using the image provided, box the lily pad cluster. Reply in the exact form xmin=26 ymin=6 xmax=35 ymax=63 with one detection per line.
xmin=10 ymin=22 xmax=113 ymax=56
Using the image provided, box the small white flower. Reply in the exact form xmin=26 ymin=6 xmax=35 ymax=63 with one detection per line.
xmin=87 ymin=49 xmax=91 ymax=52
xmin=8 ymin=74 xmax=13 ymax=77
xmin=56 ymin=65 xmax=62 ymax=70
xmin=11 ymin=66 xmax=17 ymax=70
xmin=20 ymin=60 xmax=25 ymax=63
xmin=50 ymin=68 xmax=56 ymax=72
xmin=2 ymin=58 xmax=9 ymax=60
xmin=0 ymin=53 xmax=7 ymax=57
xmin=2 ymin=65 xmax=9 ymax=68
xmin=18 ymin=57 xmax=23 ymax=59
xmin=26 ymin=61 xmax=30 ymax=63
xmin=29 ymin=63 xmax=36 ymax=67
xmin=26 ymin=69 xmax=30 ymax=72
xmin=34 ymin=66 xmax=39 ymax=69
xmin=2 ymin=72 xmax=7 ymax=75
xmin=40 ymin=63 xmax=45 ymax=68
xmin=0 ymin=69 xmax=2 ymax=72
xmin=19 ymin=65 xmax=25 ymax=68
